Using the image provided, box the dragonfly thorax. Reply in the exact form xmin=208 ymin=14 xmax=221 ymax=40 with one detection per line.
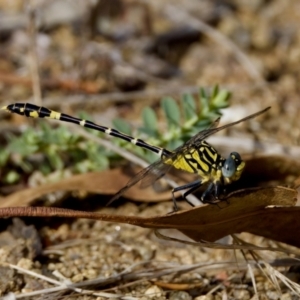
xmin=169 ymin=140 xmax=223 ymax=176
xmin=170 ymin=140 xmax=245 ymax=186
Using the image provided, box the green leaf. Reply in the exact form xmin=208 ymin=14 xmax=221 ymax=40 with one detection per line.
xmin=161 ymin=97 xmax=181 ymax=128
xmin=199 ymin=88 xmax=209 ymax=114
xmin=5 ymin=171 xmax=20 ymax=184
xmin=112 ymin=118 xmax=132 ymax=136
xmin=182 ymin=93 xmax=196 ymax=121
xmin=211 ymin=85 xmax=219 ymax=99
xmin=47 ymin=149 xmax=64 ymax=170
xmin=167 ymin=139 xmax=184 ymax=150
xmin=8 ymin=136 xmax=39 ymax=156
xmin=144 ymin=151 xmax=159 ymax=164
xmin=92 ymin=155 xmax=110 ymax=171
xmin=142 ymin=107 xmax=158 ymax=132
xmin=0 ymin=149 xmax=9 ymax=167
xmin=212 ymin=90 xmax=231 ymax=108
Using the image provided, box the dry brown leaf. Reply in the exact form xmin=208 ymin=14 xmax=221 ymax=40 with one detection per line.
xmin=0 ymin=168 xmax=170 ymax=208
xmin=0 ymin=187 xmax=297 ymax=247
xmin=242 ymin=155 xmax=300 ymax=185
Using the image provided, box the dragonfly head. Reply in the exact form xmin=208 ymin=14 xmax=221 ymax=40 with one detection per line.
xmin=221 ymin=152 xmax=245 ymax=184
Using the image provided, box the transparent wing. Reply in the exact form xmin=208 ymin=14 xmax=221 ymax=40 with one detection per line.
xmin=173 ymin=106 xmax=271 ymax=157
xmin=139 ymin=160 xmax=173 ymax=188
xmin=108 ymin=158 xmax=173 ymax=204
xmin=182 ymin=116 xmax=221 ymax=148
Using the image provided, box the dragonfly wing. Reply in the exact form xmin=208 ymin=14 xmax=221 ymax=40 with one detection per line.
xmin=193 ymin=107 xmax=271 ymax=144
xmin=139 ymin=160 xmax=173 ymax=188
xmin=108 ymin=159 xmax=172 ymax=204
xmin=184 ymin=117 xmax=220 ymax=148
xmin=174 ymin=106 xmax=271 ymax=156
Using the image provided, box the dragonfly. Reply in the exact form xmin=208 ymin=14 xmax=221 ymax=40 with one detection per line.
xmin=2 ymin=103 xmax=270 ymax=210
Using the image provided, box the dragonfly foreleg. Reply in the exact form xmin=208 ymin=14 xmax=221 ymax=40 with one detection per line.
xmin=200 ymin=182 xmax=214 ymax=203
xmin=201 ymin=181 xmax=226 ymax=207
xmin=171 ymin=179 xmax=202 ymax=211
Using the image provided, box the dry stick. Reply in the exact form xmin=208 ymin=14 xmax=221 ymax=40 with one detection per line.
xmin=8 ymin=264 xmax=136 ymax=299
xmin=164 ymin=4 xmax=265 ymax=83
xmin=231 ymin=234 xmax=300 ymax=297
xmin=231 ymin=234 xmax=259 ymax=298
xmin=5 ymin=257 xmax=300 ymax=298
xmin=2 ymin=262 xmax=219 ymax=298
xmin=207 ymin=274 xmax=236 ymax=295
xmin=26 ymin=0 xmax=42 ymax=106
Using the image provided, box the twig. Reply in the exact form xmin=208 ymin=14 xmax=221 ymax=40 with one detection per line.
xmin=6 ymin=263 xmax=138 ymax=299
xmin=5 ymin=258 xmax=299 ymax=298
xmin=26 ymin=0 xmax=42 ymax=106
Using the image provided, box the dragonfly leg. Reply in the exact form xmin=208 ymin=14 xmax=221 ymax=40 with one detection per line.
xmin=213 ymin=181 xmax=222 ymax=199
xmin=200 ymin=182 xmax=214 ymax=203
xmin=213 ymin=181 xmax=230 ymax=205
xmin=171 ymin=179 xmax=202 ymax=211
xmin=182 ymin=181 xmax=203 ymax=206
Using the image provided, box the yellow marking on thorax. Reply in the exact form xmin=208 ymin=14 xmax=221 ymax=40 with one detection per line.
xmin=80 ymin=120 xmax=86 ymax=126
xmin=205 ymin=147 xmax=218 ymax=161
xmin=197 ymin=160 xmax=210 ymax=173
xmin=190 ymin=151 xmax=210 ymax=173
xmin=211 ymin=169 xmax=222 ymax=182
xmin=165 ymin=156 xmax=195 ymax=174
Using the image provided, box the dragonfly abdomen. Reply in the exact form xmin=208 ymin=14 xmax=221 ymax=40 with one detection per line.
xmin=3 ymin=103 xmax=166 ymax=156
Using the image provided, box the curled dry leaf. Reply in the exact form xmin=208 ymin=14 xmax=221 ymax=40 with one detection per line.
xmin=0 ymin=187 xmax=298 ymax=247
xmin=1 ymin=155 xmax=300 ymax=207
xmin=0 ymin=168 xmax=171 ymax=208
xmin=240 ymin=155 xmax=300 ymax=188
